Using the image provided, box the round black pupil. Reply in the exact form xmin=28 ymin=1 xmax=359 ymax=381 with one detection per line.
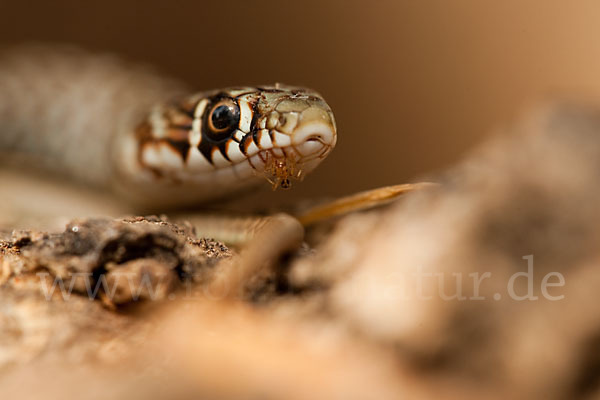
xmin=212 ymin=105 xmax=236 ymax=130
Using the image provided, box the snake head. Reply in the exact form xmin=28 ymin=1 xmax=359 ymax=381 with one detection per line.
xmin=124 ymin=84 xmax=336 ymax=205
xmin=244 ymin=84 xmax=337 ymax=189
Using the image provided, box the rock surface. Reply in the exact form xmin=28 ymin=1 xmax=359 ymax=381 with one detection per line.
xmin=3 ymin=103 xmax=600 ymax=399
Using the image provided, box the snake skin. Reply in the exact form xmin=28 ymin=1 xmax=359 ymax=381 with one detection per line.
xmin=0 ymin=45 xmax=185 ymax=187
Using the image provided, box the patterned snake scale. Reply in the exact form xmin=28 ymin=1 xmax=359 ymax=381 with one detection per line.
xmin=0 ymin=45 xmax=337 ymax=210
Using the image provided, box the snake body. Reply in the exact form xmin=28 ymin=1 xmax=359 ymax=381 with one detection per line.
xmin=0 ymin=45 xmax=337 ymax=210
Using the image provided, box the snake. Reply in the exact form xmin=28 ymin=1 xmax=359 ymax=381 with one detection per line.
xmin=0 ymin=45 xmax=428 ymax=298
xmin=0 ymin=45 xmax=337 ymax=212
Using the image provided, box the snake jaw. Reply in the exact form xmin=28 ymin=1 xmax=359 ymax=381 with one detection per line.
xmin=250 ymin=128 xmax=334 ymax=190
xmin=252 ymin=119 xmax=335 ymax=190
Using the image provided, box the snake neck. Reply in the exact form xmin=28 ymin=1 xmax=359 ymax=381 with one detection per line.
xmin=0 ymin=45 xmax=186 ymax=188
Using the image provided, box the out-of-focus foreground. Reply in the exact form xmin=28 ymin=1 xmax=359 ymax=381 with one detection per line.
xmin=2 ymin=102 xmax=600 ymax=399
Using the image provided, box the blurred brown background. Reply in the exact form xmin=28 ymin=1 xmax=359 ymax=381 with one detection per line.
xmin=2 ymin=0 xmax=600 ymax=202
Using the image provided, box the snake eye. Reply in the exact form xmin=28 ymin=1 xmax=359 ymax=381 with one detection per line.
xmin=206 ymin=99 xmax=240 ymax=140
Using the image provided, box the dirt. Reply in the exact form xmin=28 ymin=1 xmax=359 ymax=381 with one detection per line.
xmin=3 ymin=102 xmax=600 ymax=399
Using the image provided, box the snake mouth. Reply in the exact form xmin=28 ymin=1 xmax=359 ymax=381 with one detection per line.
xmin=256 ymin=118 xmax=335 ymax=188
xmin=247 ymin=138 xmax=333 ymax=189
xmin=244 ymin=119 xmax=334 ymax=189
